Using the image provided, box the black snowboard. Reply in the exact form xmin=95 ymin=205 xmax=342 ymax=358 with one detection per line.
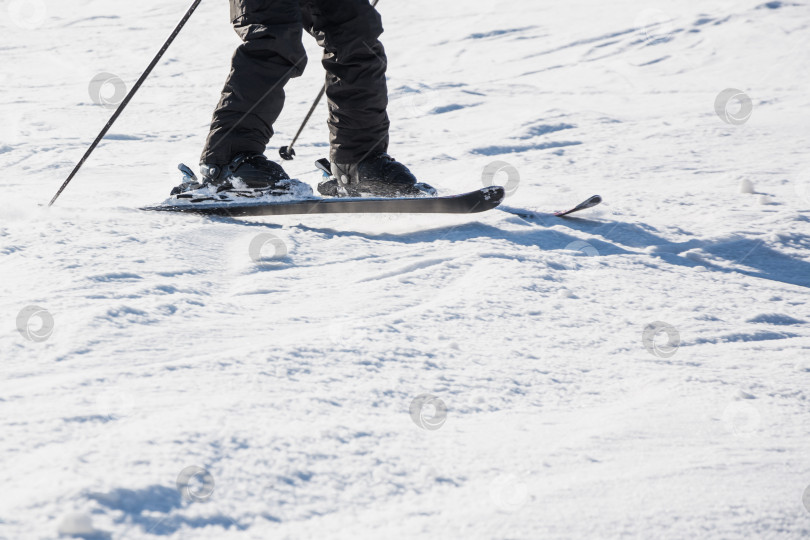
xmin=142 ymin=186 xmax=505 ymax=217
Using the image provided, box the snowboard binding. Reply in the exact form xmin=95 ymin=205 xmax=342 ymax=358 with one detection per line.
xmin=169 ymin=163 xmax=312 ymax=204
xmin=314 ymin=158 xmax=436 ymax=198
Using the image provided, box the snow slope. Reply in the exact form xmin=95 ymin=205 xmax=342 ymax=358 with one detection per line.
xmin=2 ymin=0 xmax=810 ymax=538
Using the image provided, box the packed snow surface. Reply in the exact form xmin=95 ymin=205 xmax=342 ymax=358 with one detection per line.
xmin=2 ymin=0 xmax=810 ymax=538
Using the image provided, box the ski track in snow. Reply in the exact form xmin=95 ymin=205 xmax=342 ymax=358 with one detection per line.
xmin=2 ymin=0 xmax=810 ymax=538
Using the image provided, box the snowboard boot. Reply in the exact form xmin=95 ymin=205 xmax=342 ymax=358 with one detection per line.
xmin=317 ymin=153 xmax=436 ymax=198
xmin=171 ymin=153 xmax=312 ymax=197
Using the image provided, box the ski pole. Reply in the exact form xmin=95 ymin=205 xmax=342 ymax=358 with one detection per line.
xmin=279 ymin=0 xmax=381 ymax=161
xmin=278 ymin=84 xmax=325 ymax=161
xmin=48 ymin=0 xmax=203 ymax=207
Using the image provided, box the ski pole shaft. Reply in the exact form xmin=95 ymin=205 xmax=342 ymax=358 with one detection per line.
xmin=279 ymin=0 xmax=380 ymax=161
xmin=279 ymin=84 xmax=325 ymax=161
xmin=48 ymin=0 xmax=203 ymax=207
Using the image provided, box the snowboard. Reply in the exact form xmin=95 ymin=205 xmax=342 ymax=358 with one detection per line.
xmin=142 ymin=186 xmax=505 ymax=216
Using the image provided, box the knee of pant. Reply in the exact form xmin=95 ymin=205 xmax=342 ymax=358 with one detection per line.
xmin=234 ymin=23 xmax=308 ymax=72
xmin=318 ymin=4 xmax=384 ymax=50
xmin=230 ymin=0 xmax=305 ymax=52
xmin=230 ymin=0 xmax=300 ymax=28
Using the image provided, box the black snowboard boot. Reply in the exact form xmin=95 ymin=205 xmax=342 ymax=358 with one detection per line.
xmin=171 ymin=153 xmax=312 ymax=197
xmin=317 ymin=153 xmax=436 ymax=198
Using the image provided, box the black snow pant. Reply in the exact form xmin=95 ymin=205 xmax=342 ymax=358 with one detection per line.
xmin=201 ymin=0 xmax=390 ymax=166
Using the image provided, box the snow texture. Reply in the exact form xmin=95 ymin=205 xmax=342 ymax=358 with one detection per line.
xmin=2 ymin=0 xmax=810 ymax=538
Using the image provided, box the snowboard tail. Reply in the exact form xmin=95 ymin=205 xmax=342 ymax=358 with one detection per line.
xmin=554 ymin=195 xmax=602 ymax=217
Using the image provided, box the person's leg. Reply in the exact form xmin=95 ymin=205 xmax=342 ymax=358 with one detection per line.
xmin=201 ymin=0 xmax=307 ymax=166
xmin=303 ymin=0 xmax=389 ymax=165
xmin=300 ymin=0 xmax=432 ymax=197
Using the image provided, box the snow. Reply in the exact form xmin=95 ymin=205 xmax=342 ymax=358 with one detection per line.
xmin=2 ymin=0 xmax=810 ymax=538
